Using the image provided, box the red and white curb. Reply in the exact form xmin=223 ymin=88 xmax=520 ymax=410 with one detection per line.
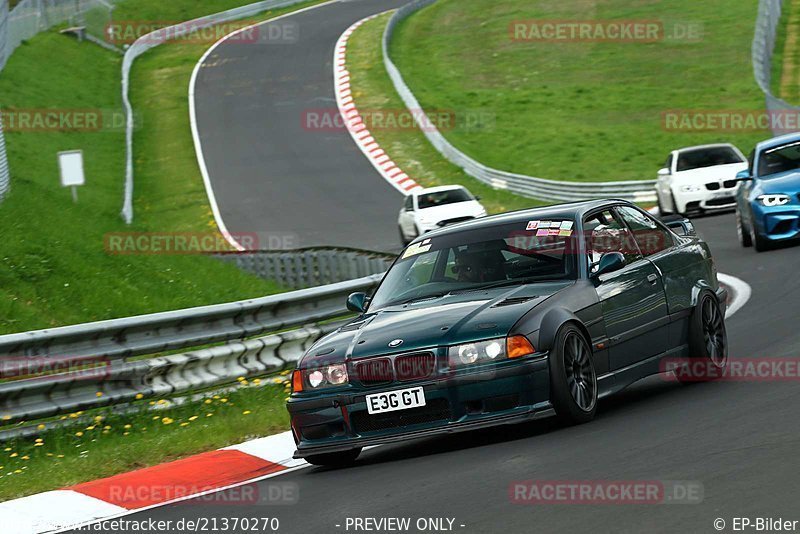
xmin=1 ymin=432 xmax=304 ymax=534
xmin=334 ymin=14 xmax=424 ymax=196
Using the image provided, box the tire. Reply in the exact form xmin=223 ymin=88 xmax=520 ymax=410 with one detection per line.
xmin=675 ymin=293 xmax=727 ymax=383
xmin=399 ymin=226 xmax=411 ymax=246
xmin=305 ymin=447 xmax=361 ymax=467
xmin=749 ymin=221 xmax=770 ymax=252
xmin=736 ymin=209 xmax=752 ymax=248
xmin=548 ymin=323 xmax=597 ymax=424
xmin=657 ymin=189 xmax=672 ymax=216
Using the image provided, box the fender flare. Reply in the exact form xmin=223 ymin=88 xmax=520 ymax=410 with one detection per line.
xmin=536 ymin=307 xmax=592 ymax=353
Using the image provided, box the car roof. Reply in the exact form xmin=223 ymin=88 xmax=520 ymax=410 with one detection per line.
xmin=755 ymin=132 xmax=800 ymax=153
xmin=673 ymin=143 xmax=738 ymax=153
xmin=413 ymin=185 xmax=467 ymax=195
xmin=413 ymin=199 xmax=629 ymax=241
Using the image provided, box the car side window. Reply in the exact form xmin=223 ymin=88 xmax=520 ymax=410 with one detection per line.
xmin=615 ymin=206 xmax=673 ymax=256
xmin=583 ymin=209 xmax=641 ymax=273
xmin=664 ymin=153 xmax=673 ymax=171
xmin=404 ymin=195 xmax=414 ymax=211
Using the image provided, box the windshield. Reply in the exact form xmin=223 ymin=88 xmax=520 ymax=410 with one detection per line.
xmin=417 ymin=189 xmax=472 ymax=209
xmin=369 ymin=220 xmax=578 ymax=310
xmin=758 ymin=141 xmax=800 ymax=178
xmin=676 ymin=146 xmax=743 ymax=172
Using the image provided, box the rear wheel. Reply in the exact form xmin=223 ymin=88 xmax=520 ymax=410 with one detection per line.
xmin=736 ymin=209 xmax=752 ymax=247
xmin=549 ymin=324 xmax=597 ymax=424
xmin=676 ymin=293 xmax=727 ymax=383
xmin=305 ymin=447 xmax=361 ymax=467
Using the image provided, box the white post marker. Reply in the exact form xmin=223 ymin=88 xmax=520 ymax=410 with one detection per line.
xmin=58 ymin=150 xmax=85 ymax=203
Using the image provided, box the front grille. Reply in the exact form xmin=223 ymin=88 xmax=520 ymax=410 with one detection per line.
xmin=350 ymin=399 xmax=452 ymax=433
xmin=354 ymin=358 xmax=393 ymax=386
xmin=706 ymin=196 xmax=735 ymax=207
xmin=705 ymin=182 xmax=720 ymax=191
xmin=723 ymin=179 xmax=737 ymax=188
xmin=394 ymin=352 xmax=435 ymax=381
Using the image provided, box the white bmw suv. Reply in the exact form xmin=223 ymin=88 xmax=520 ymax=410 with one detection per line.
xmin=398 ymin=185 xmax=487 ymax=245
xmin=656 ymin=143 xmax=748 ymax=216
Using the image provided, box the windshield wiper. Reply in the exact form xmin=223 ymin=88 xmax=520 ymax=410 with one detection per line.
xmin=451 ymin=278 xmax=543 ymax=293
xmin=400 ymin=293 xmax=448 ymax=305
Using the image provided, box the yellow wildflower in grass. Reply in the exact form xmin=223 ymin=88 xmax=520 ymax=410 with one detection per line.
xmin=284 ymin=397 xmax=290 ymax=402
xmin=60 ymin=416 xmax=67 ymax=420
xmin=188 ymin=416 xmax=198 ymax=421
xmin=94 ymin=416 xmax=103 ymax=422
xmin=96 ymin=392 xmax=103 ymax=397
xmin=14 ymin=469 xmax=22 ymax=474
xmin=161 ymin=417 xmax=174 ymax=425
xmin=253 ymin=378 xmax=261 ymax=385
xmin=76 ymin=411 xmax=83 ymax=415
xmin=4 ymin=447 xmax=11 ymax=452
xmin=242 ymin=410 xmax=252 ymax=415
xmin=34 ymin=443 xmax=43 ymax=447
xmin=152 ymin=416 xmax=160 ymax=420
xmin=68 ymin=413 xmax=79 ymax=419
xmin=34 ymin=438 xmax=43 ymax=443
xmin=36 ymin=424 xmax=45 ymax=431
xmin=281 ymin=370 xmax=291 ymax=376
xmin=157 ymin=399 xmax=167 ymax=405
xmin=57 ymin=454 xmax=64 ymax=458
xmin=21 ymin=455 xmax=29 ymax=460
xmin=46 ymin=453 xmax=53 ymax=457
xmin=102 ymin=430 xmax=110 ymax=434
xmin=9 ymin=452 xmax=18 ymax=458
xmin=206 ymin=413 xmax=213 ymax=417
xmin=1 ymin=415 xmax=10 ymax=421
xmin=124 ymin=432 xmax=130 ymax=436
xmin=103 ymin=426 xmax=111 ymax=430
xmin=220 ymin=398 xmax=228 ymax=403
xmin=204 ymin=399 xmax=212 ymax=404
xmin=180 ymin=422 xmax=190 ymax=427
xmin=135 ymin=393 xmax=144 ymax=400
xmin=240 ymin=380 xmax=249 ymax=386
xmin=236 ymin=376 xmax=245 ymax=382
xmin=213 ymin=395 xmax=220 ymax=399
xmin=85 ymin=426 xmax=95 ymax=431
xmin=149 ymin=401 xmax=156 ymax=406
xmin=124 ymin=424 xmax=132 ymax=429
xmin=75 ymin=432 xmax=84 ymax=437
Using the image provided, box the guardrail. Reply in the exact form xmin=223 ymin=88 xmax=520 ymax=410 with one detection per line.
xmin=381 ymin=0 xmax=656 ymax=203
xmin=752 ymin=0 xmax=800 ymax=136
xmin=120 ymin=0 xmax=307 ymax=223
xmin=0 ymin=273 xmax=383 ymax=429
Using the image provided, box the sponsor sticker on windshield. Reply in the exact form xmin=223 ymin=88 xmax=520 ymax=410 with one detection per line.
xmin=559 ymin=229 xmax=573 ymax=237
xmin=560 ymin=221 xmax=574 ymax=230
xmin=536 ymin=229 xmax=549 ymax=236
xmin=526 ymin=221 xmax=539 ymax=230
xmin=402 ymin=242 xmax=432 ymax=259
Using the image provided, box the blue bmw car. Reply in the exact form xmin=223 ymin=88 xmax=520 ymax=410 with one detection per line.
xmin=736 ymin=133 xmax=800 ymax=252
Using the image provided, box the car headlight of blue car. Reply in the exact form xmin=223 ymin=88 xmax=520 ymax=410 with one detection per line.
xmin=757 ymin=194 xmax=791 ymax=207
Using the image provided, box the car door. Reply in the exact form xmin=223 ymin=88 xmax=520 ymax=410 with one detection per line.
xmin=584 ymin=209 xmax=669 ymax=371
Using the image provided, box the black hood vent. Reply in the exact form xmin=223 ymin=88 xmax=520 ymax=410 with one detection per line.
xmin=492 ymin=296 xmax=538 ymax=307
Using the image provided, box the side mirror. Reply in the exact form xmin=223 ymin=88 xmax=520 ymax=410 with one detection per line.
xmin=664 ymin=217 xmax=696 ymax=236
xmin=735 ymin=169 xmax=752 ymax=181
xmin=346 ymin=292 xmax=369 ymax=313
xmin=657 ymin=167 xmax=670 ymax=177
xmin=474 ymin=195 xmax=481 ymax=201
xmin=591 ymin=252 xmax=626 ymax=278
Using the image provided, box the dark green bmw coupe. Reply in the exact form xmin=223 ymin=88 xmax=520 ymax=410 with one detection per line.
xmin=287 ymin=199 xmax=728 ymax=466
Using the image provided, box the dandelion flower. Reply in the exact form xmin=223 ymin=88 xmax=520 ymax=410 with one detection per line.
xmin=124 ymin=424 xmax=132 ymax=430
xmin=34 ymin=443 xmax=43 ymax=447
xmin=204 ymin=399 xmax=212 ymax=404
xmin=36 ymin=424 xmax=46 ymax=431
xmin=95 ymin=392 xmax=103 ymax=398
xmin=237 ymin=376 xmax=245 ymax=382
xmin=242 ymin=410 xmax=252 ymax=415
xmin=253 ymin=378 xmax=261 ymax=385
xmin=161 ymin=417 xmax=174 ymax=425
xmin=180 ymin=422 xmax=190 ymax=427
xmin=124 ymin=432 xmax=130 ymax=436
xmin=9 ymin=453 xmax=18 ymax=458
xmin=135 ymin=393 xmax=144 ymax=400
xmin=21 ymin=455 xmax=29 ymax=460
xmin=188 ymin=416 xmax=198 ymax=421
xmin=75 ymin=432 xmax=84 ymax=437
xmin=206 ymin=413 xmax=213 ymax=417
xmin=34 ymin=438 xmax=43 ymax=443
xmin=220 ymin=398 xmax=228 ymax=403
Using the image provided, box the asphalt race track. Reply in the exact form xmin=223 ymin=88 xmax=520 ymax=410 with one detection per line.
xmin=73 ymin=0 xmax=800 ymax=532
xmin=193 ymin=0 xmax=408 ymax=252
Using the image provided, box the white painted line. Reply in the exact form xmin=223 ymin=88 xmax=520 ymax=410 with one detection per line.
xmin=718 ymin=273 xmax=751 ymax=318
xmin=188 ymin=0 xmax=340 ymax=251
xmin=223 ymin=430 xmax=306 ymax=468
xmin=1 ymin=490 xmax=126 ymax=534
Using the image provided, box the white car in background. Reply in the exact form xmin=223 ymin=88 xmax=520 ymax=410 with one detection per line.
xmin=398 ymin=185 xmax=487 ymax=245
xmin=656 ymin=143 xmax=748 ymax=216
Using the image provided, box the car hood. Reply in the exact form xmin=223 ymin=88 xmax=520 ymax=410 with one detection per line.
xmin=417 ymin=201 xmax=484 ymax=222
xmin=300 ymin=281 xmax=574 ymax=367
xmin=671 ymin=162 xmax=748 ymax=183
xmin=757 ymin=170 xmax=800 ymax=194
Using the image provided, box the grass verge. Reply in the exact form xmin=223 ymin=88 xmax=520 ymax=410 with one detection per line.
xmin=0 ymin=376 xmax=291 ymax=501
xmin=0 ymin=0 xmax=325 ymax=334
xmin=348 ymin=13 xmax=543 ymax=214
xmin=389 ymin=0 xmax=770 ymax=182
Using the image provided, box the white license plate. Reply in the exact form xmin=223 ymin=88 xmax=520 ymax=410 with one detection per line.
xmin=366 ymin=387 xmax=426 ymax=414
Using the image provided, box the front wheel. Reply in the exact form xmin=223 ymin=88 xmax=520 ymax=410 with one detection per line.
xmin=657 ymin=189 xmax=672 ymax=216
xmin=676 ymin=293 xmax=727 ymax=383
xmin=736 ymin=209 xmax=752 ymax=247
xmin=549 ymin=324 xmax=597 ymax=424
xmin=749 ymin=220 xmax=770 ymax=252
xmin=305 ymin=447 xmax=361 ymax=467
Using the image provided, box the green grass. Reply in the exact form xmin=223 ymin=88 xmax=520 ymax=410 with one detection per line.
xmin=348 ymin=13 xmax=544 ymax=214
xmin=0 ymin=377 xmax=291 ymax=501
xmin=0 ymin=1 xmax=327 ymax=335
xmin=389 ymin=0 xmax=770 ymax=182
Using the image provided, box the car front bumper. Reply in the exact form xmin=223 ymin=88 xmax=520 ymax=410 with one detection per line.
xmin=673 ymin=188 xmax=737 ymax=213
xmin=287 ymin=356 xmax=552 ymax=458
xmin=752 ymin=203 xmax=800 ymax=242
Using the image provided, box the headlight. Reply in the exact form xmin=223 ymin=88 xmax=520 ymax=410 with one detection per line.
xmin=292 ymin=364 xmax=349 ymax=392
xmin=680 ymin=184 xmax=702 ymax=193
xmin=757 ymin=194 xmax=791 ymax=207
xmin=448 ymin=336 xmax=535 ymax=367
